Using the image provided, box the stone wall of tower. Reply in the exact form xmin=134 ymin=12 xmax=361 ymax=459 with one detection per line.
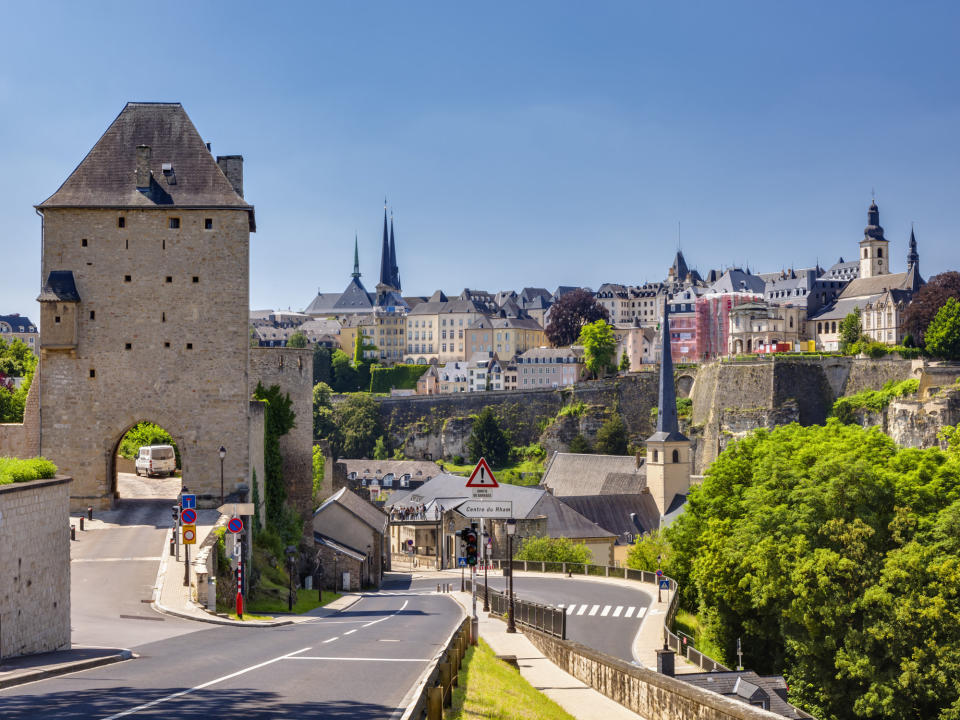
xmin=38 ymin=208 xmax=251 ymax=509
xmin=645 ymin=440 xmax=691 ymax=516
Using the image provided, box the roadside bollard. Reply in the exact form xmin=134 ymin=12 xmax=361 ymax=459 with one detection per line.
xmin=169 ymin=536 xmax=176 ymax=556
xmin=87 ymin=506 xmax=93 ymax=521
xmin=79 ymin=516 xmax=84 ymax=531
xmin=70 ymin=525 xmax=76 ymax=541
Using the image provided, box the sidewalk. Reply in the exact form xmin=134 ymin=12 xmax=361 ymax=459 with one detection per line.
xmin=152 ymin=512 xmax=360 ymax=626
xmin=449 ymin=590 xmax=647 ymax=720
xmin=0 ymin=647 xmax=133 ymax=690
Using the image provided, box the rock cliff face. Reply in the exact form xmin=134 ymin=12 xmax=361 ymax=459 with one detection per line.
xmin=365 ymin=358 xmax=952 ymax=467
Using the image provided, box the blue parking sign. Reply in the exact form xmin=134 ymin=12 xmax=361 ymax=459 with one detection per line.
xmin=181 ymin=494 xmax=196 ymax=510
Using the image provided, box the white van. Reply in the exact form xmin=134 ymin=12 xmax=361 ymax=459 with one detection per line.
xmin=135 ymin=445 xmax=177 ymax=478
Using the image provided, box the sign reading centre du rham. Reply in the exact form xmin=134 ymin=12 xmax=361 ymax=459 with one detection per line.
xmin=465 ymin=457 xmax=499 ymax=498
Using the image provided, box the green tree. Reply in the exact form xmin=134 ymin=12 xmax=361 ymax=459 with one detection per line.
xmin=567 ymin=434 xmax=591 ymax=454
xmin=373 ymin=435 xmax=389 ymax=460
xmin=313 ymin=345 xmax=333 ymax=385
xmin=118 ymin=422 xmax=180 ymax=467
xmin=514 ymin=536 xmax=592 ymax=564
xmin=595 ymin=413 xmax=628 ymax=455
xmin=332 ymin=394 xmax=382 ymax=458
xmin=331 ymin=349 xmax=359 ymax=392
xmin=901 ymin=271 xmax=960 ymax=346
xmin=839 ymin=307 xmax=863 ymax=353
xmin=545 ymin=288 xmax=609 ymax=347
xmin=924 ymin=297 xmax=960 ymax=360
xmin=618 ymin=351 xmax=630 ymax=372
xmin=312 ymin=381 xmax=339 ymax=444
xmin=578 ymin=319 xmax=617 ymax=378
xmin=625 ymin=529 xmax=673 ymax=572
xmin=0 ymin=338 xmax=37 ymax=423
xmin=467 ymin=407 xmax=510 ymax=467
xmin=311 ymin=445 xmax=325 ymax=508
xmin=287 ymin=330 xmax=308 ymax=348
xmin=252 ymin=382 xmax=297 ymax=528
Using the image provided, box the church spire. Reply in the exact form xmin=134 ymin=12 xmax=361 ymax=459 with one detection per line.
xmin=379 ymin=199 xmax=392 ymax=287
xmin=907 ymin=225 xmax=920 ymax=273
xmin=352 ymin=232 xmax=361 ymax=279
xmin=648 ymin=302 xmax=686 ymax=442
xmin=389 ymin=211 xmax=400 ymax=291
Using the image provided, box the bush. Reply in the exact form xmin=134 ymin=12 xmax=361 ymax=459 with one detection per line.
xmin=0 ymin=457 xmax=58 ymax=485
xmin=369 ymin=364 xmax=431 ymax=393
xmin=514 ymin=536 xmax=592 ymax=564
xmin=118 ymin=421 xmax=180 ymax=467
xmin=595 ymin=414 xmax=628 ymax=455
xmin=557 ymin=401 xmax=587 ymax=418
xmin=831 ymin=378 xmax=920 ymax=422
xmin=567 ymin=434 xmax=592 ymax=454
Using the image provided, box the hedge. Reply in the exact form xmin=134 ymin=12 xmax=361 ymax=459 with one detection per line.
xmin=0 ymin=457 xmax=58 ymax=485
xmin=369 ymin=364 xmax=430 ymax=393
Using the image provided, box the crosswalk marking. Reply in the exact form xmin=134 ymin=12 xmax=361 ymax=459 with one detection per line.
xmin=600 ymin=605 xmax=611 ymax=617
xmin=588 ymin=605 xmax=600 ymax=616
xmin=566 ymin=605 xmax=576 ymax=615
xmin=613 ymin=606 xmax=623 ymax=617
xmin=577 ymin=605 xmax=588 ymax=615
xmin=636 ymin=607 xmax=647 ymax=619
xmin=534 ymin=602 xmax=647 ymax=621
xmin=625 ymin=607 xmax=635 ymax=618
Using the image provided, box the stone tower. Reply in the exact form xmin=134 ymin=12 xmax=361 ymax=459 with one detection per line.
xmin=859 ymin=200 xmax=890 ymax=279
xmin=645 ymin=302 xmax=691 ymax=516
xmin=35 ymin=102 xmax=255 ymax=508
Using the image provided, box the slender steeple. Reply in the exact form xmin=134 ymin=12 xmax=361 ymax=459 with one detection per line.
xmin=648 ymin=302 xmax=686 ymax=441
xmin=389 ymin=211 xmax=400 ymax=291
xmin=907 ymin=225 xmax=920 ymax=273
xmin=351 ymin=233 xmax=361 ymax=279
xmin=378 ymin=198 xmax=392 ymax=287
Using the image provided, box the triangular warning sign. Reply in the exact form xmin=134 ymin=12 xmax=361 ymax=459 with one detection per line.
xmin=465 ymin=457 xmax=499 ymax=488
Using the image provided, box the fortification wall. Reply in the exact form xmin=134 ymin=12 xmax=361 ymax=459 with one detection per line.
xmin=0 ymin=364 xmax=41 ymax=460
xmin=0 ymin=476 xmax=72 ymax=660
xmin=249 ymin=347 xmax=314 ymax=517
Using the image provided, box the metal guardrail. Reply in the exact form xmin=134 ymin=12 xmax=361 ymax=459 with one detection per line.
xmin=466 ymin=578 xmax=566 ymax=639
xmin=488 ymin=559 xmax=728 ymax=672
xmin=402 ymin=616 xmax=471 ymax=720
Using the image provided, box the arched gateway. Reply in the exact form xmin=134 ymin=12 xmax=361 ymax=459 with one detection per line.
xmin=35 ymin=103 xmax=255 ymax=509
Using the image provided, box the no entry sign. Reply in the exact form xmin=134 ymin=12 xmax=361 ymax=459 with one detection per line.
xmin=227 ymin=517 xmax=243 ymax=534
xmin=180 ymin=508 xmax=197 ymax=525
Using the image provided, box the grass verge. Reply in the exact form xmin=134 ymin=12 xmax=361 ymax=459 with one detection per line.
xmin=673 ymin=609 xmax=726 ymax=665
xmin=446 ymin=638 xmax=576 ymax=720
xmin=226 ymin=612 xmax=274 ymax=622
xmin=245 ymin=588 xmax=342 ymax=615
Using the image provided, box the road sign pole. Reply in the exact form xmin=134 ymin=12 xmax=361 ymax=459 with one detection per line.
xmin=183 ymin=541 xmax=190 ymax=587
xmin=483 ymin=520 xmax=490 ymax=612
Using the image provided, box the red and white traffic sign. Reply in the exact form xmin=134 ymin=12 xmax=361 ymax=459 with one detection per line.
xmin=227 ymin=517 xmax=243 ymax=534
xmin=465 ymin=457 xmax=499 ymax=488
xmin=180 ymin=508 xmax=197 ymax=525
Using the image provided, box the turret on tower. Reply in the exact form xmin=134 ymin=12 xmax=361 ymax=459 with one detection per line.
xmin=859 ymin=199 xmax=890 ymax=279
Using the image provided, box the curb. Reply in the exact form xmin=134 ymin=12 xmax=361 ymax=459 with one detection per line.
xmin=0 ymin=650 xmax=133 ymax=690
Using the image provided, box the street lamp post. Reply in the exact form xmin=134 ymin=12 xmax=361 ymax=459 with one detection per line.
xmin=286 ymin=545 xmax=297 ymax=612
xmin=506 ymin=519 xmax=516 ymax=633
xmin=218 ymin=446 xmax=227 ymax=506
xmin=482 ymin=520 xmax=490 ymax=612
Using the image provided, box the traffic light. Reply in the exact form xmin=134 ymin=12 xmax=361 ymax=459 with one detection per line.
xmin=171 ymin=504 xmax=180 ymax=523
xmin=464 ymin=524 xmax=479 ymax=566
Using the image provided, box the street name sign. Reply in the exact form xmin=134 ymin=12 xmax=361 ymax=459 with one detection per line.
xmin=465 ymin=457 xmax=498 ymax=489
xmin=227 ymin=517 xmax=243 ymax=534
xmin=459 ymin=499 xmax=513 ymax=519
xmin=180 ymin=508 xmax=197 ymax=525
xmin=182 ymin=525 xmax=197 ymax=544
xmin=181 ymin=494 xmax=196 ymax=510
xmin=217 ymin=503 xmax=255 ymax=516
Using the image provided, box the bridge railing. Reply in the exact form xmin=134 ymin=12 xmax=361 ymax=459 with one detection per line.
xmin=487 ymin=559 xmax=727 ymax=672
xmin=401 ymin=616 xmax=471 ymax=720
xmin=465 ymin=577 xmax=566 ymax=640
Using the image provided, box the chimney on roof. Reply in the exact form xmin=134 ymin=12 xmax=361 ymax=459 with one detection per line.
xmin=136 ymin=145 xmax=151 ymax=188
xmin=216 ymin=155 xmax=244 ymax=198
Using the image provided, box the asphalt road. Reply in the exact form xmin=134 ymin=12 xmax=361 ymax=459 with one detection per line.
xmin=1 ymin=476 xmax=464 ymax=719
xmin=456 ymin=571 xmax=653 ymax=663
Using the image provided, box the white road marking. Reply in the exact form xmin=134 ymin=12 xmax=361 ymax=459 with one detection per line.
xmin=362 ymin=599 xmax=409 ymax=627
xmin=600 ymin=605 xmax=611 ymax=617
xmin=344 ymin=629 xmax=357 ymax=635
xmin=613 ymin=606 xmax=624 ymax=617
xmin=284 ymin=656 xmax=429 ymax=662
xmin=100 ymin=646 xmax=312 ymax=719
xmin=636 ymin=607 xmax=647 ymax=618
xmin=588 ymin=605 xmax=600 ymax=616
xmin=73 ymin=557 xmax=160 ymax=563
xmin=625 ymin=607 xmax=635 ymax=618
xmin=576 ymin=605 xmax=588 ymax=615
xmin=566 ymin=605 xmax=577 ymax=615
xmin=323 ymin=637 xmax=338 ymax=643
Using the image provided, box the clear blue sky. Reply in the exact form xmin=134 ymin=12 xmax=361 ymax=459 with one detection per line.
xmin=1 ymin=2 xmax=958 ymax=319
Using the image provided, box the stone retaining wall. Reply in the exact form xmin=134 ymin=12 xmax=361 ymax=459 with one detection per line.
xmin=525 ymin=628 xmax=785 ymax=720
xmin=0 ymin=476 xmax=72 ymax=660
xmin=0 ymin=364 xmax=41 ymax=460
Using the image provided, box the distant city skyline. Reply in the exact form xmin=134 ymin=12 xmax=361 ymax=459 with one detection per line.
xmin=1 ymin=2 xmax=958 ymax=319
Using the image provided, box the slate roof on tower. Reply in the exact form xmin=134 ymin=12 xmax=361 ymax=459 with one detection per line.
xmin=38 ymin=103 xmax=253 ymax=220
xmin=648 ymin=302 xmax=688 ymax=443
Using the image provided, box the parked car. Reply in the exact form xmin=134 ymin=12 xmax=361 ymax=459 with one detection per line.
xmin=135 ymin=445 xmax=177 ymax=477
